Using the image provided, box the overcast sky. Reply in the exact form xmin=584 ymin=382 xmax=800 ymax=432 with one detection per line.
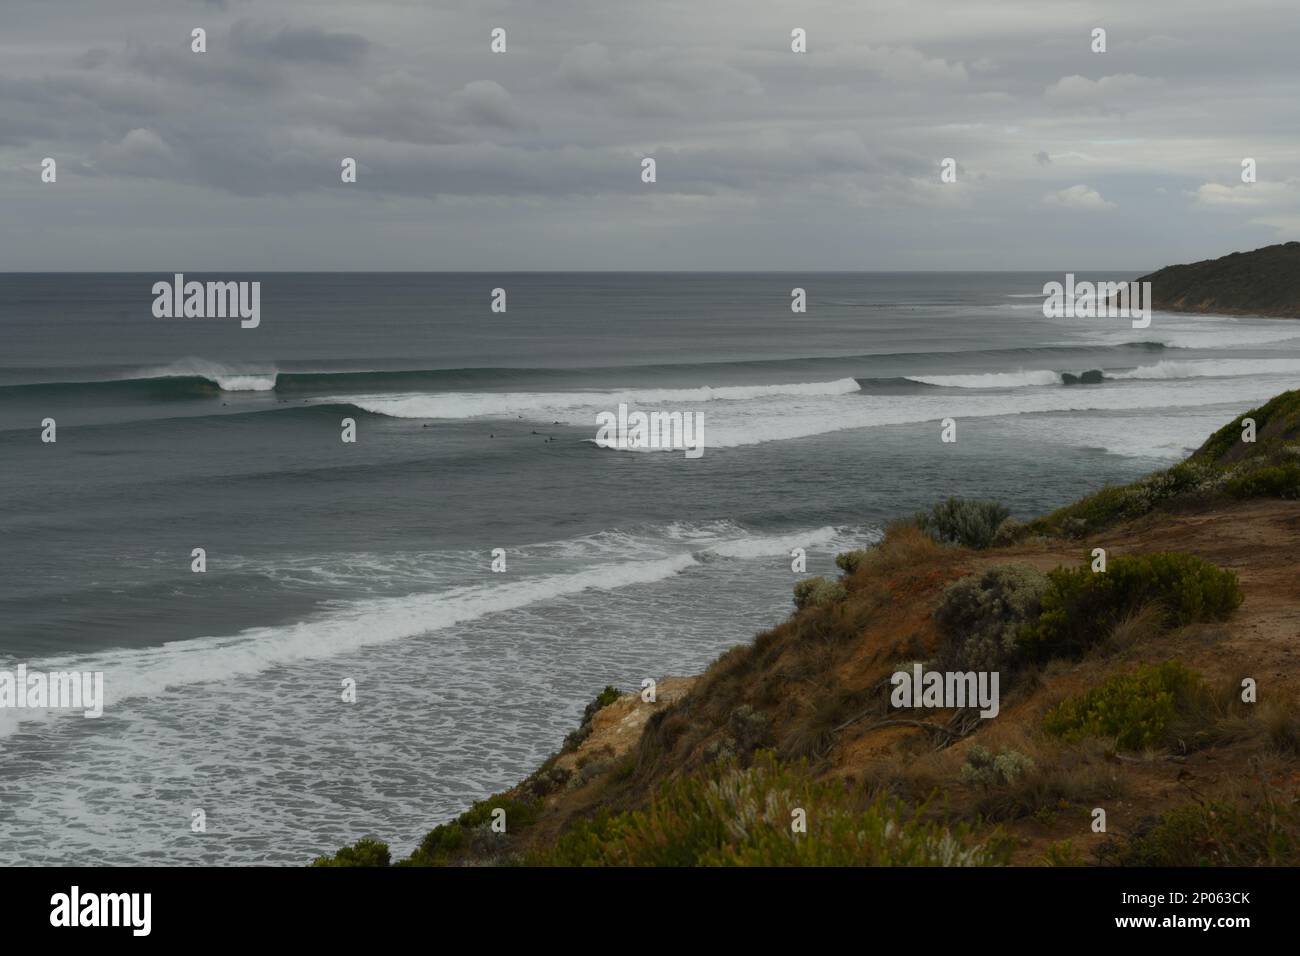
xmin=3 ymin=0 xmax=1298 ymax=270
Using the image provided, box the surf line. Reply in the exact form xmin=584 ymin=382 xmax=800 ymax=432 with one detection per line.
xmin=594 ymin=403 xmax=705 ymax=459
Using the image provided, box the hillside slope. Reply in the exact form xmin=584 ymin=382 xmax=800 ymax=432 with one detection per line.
xmin=1137 ymin=242 xmax=1300 ymax=318
xmin=315 ymin=390 xmax=1300 ymax=868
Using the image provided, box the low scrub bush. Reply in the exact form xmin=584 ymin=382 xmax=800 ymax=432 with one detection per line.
xmin=934 ymin=564 xmax=1048 ymax=673
xmin=1042 ymin=661 xmax=1206 ymax=751
xmin=405 ymin=795 xmax=543 ymax=866
xmin=968 ymin=741 xmax=1126 ymax=823
xmin=1106 ymin=797 xmax=1300 ymax=866
xmin=1193 ymin=389 xmax=1300 ymax=466
xmin=915 ymin=498 xmax=1011 ymax=550
xmin=530 ymin=752 xmax=1010 ymax=866
xmin=1103 ymin=601 xmax=1167 ymax=653
xmin=1226 ymin=462 xmax=1300 ymax=499
xmin=1260 ymin=699 xmax=1300 ymax=756
xmin=309 ymin=837 xmax=391 ymax=867
xmin=839 ymin=523 xmax=948 ymax=585
xmin=1033 ymin=391 xmax=1300 ymax=536
xmin=835 ymin=549 xmax=870 ymax=575
xmin=1034 ymin=463 xmax=1222 ymax=538
xmin=960 ymin=745 xmax=1036 ymax=787
xmin=793 ymin=576 xmax=846 ymax=611
xmin=991 ymin=517 xmax=1027 ymax=546
xmin=1020 ymin=552 xmax=1242 ymax=659
xmin=1040 ymin=840 xmax=1087 ymax=866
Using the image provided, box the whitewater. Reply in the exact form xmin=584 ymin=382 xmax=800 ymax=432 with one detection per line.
xmin=4 ymin=272 xmax=1299 ymax=865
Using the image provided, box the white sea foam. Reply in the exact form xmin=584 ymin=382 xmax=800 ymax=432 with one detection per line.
xmin=585 ymin=374 xmax=1294 ymax=452
xmin=1066 ymin=314 xmax=1300 ymax=350
xmin=909 ymin=358 xmax=1300 ymax=389
xmin=987 ymin=405 xmax=1246 ymax=462
xmin=701 ymin=525 xmax=853 ymax=559
xmin=323 ymin=377 xmax=862 ymax=421
xmin=0 ymin=554 xmax=693 ymax=737
xmin=1109 ymin=358 xmax=1300 ymax=380
xmin=907 ymin=370 xmax=1062 ymax=388
xmin=0 ymin=521 xmax=868 ymax=737
xmin=320 ymin=369 xmax=1298 ymax=454
xmin=139 ymin=359 xmax=278 ymax=391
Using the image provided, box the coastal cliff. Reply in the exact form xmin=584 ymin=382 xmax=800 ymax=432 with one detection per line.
xmin=315 ymin=389 xmax=1300 ymax=867
xmin=1136 ymin=242 xmax=1300 ymax=318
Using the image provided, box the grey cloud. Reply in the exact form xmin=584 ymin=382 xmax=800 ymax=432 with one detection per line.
xmin=304 ymin=76 xmax=530 ymax=145
xmin=76 ymin=48 xmax=112 ymax=70
xmin=448 ymin=80 xmax=530 ymax=129
xmin=228 ymin=19 xmax=369 ymax=65
xmin=1044 ymin=73 xmax=1165 ymax=112
xmin=2 ymin=0 xmax=1300 ymax=269
xmin=557 ymin=42 xmax=763 ymax=115
xmin=0 ymin=73 xmax=171 ymax=146
xmin=123 ymin=41 xmax=287 ymax=94
xmin=90 ymin=128 xmax=178 ymax=177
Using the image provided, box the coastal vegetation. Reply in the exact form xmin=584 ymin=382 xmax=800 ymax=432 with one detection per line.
xmin=1019 ymin=553 xmax=1241 ymax=660
xmin=914 ymin=497 xmax=1011 ymax=550
xmin=529 ymin=753 xmax=1011 ymax=867
xmin=1033 ymin=389 xmax=1300 ymax=538
xmin=1136 ymin=241 xmax=1300 ymax=319
xmin=312 ymin=389 xmax=1300 ymax=868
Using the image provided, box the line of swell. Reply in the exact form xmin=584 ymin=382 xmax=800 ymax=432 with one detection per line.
xmin=0 ymin=342 xmax=1172 ymax=398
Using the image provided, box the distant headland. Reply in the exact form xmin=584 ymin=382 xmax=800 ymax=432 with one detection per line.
xmin=1137 ymin=241 xmax=1300 ymax=318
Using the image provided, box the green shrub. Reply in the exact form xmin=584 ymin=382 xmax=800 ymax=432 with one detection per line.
xmin=934 ymin=564 xmax=1048 ymax=673
xmin=915 ymin=498 xmax=1011 ymax=550
xmin=1040 ymin=485 xmax=1143 ymax=538
xmin=594 ymin=685 xmax=621 ymax=708
xmin=530 ymin=752 xmax=1010 ymax=866
xmin=1226 ymin=462 xmax=1300 ymax=499
xmin=728 ymin=705 xmax=772 ymax=754
xmin=1033 ymin=463 xmax=1224 ymax=538
xmin=309 ymin=837 xmax=391 ymax=867
xmin=835 ymin=549 xmax=870 ymax=575
xmin=1193 ymin=389 xmax=1300 ymax=466
xmin=1033 ymin=391 xmax=1300 ymax=536
xmin=1040 ymin=839 xmax=1087 ymax=867
xmin=793 ymin=576 xmax=846 ymax=611
xmin=960 ymin=745 xmax=1036 ymax=787
xmin=1107 ymin=798 xmax=1300 ymax=866
xmin=991 ymin=517 xmax=1027 ymax=546
xmin=1043 ymin=662 xmax=1206 ymax=751
xmin=1020 ymin=552 xmax=1242 ymax=659
xmin=405 ymin=795 xmax=542 ymax=866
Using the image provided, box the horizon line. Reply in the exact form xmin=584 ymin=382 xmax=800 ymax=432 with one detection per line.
xmin=0 ymin=268 xmax=1153 ymax=275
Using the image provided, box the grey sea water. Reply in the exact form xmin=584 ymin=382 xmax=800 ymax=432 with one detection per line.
xmin=2 ymin=272 xmax=1299 ymax=864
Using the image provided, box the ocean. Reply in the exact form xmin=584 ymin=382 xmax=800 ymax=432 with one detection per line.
xmin=3 ymin=272 xmax=1299 ymax=864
